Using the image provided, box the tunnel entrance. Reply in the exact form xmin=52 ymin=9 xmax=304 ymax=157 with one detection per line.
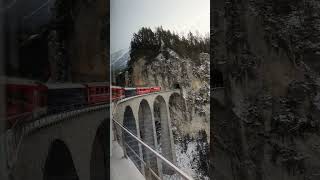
xmin=123 ymin=106 xmax=141 ymax=170
xmin=173 ymin=83 xmax=181 ymax=89
xmin=90 ymin=121 xmax=108 ymax=180
xmin=43 ymin=140 xmax=79 ymax=180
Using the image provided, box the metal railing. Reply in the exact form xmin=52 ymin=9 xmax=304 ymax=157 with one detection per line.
xmin=113 ymin=119 xmax=194 ymax=180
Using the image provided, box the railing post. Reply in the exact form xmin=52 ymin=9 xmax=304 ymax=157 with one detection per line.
xmin=136 ymin=121 xmax=146 ymax=176
xmin=145 ymin=164 xmax=152 ymax=180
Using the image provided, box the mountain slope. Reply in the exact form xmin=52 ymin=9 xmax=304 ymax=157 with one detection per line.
xmin=111 ymin=48 xmax=130 ymax=71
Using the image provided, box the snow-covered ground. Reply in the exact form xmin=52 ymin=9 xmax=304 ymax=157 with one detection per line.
xmin=163 ymin=143 xmax=209 ymax=180
xmin=110 ymin=141 xmax=145 ymax=180
xmin=175 ymin=142 xmax=198 ymax=178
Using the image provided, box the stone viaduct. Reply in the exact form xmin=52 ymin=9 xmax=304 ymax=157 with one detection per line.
xmin=112 ymin=90 xmax=183 ymax=178
xmin=1 ymin=90 xmax=185 ymax=180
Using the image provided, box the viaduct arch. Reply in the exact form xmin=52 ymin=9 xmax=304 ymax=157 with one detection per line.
xmin=10 ymin=106 xmax=109 ymax=180
xmin=123 ymin=106 xmax=141 ymax=170
xmin=113 ymin=90 xmax=183 ymax=177
xmin=43 ymin=140 xmax=78 ymax=180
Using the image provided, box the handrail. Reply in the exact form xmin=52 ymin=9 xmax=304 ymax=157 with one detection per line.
xmin=113 ymin=119 xmax=194 ymax=180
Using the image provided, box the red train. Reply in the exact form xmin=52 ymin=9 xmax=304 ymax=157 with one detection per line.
xmin=3 ymin=77 xmax=161 ymax=128
xmin=5 ymin=78 xmax=47 ymax=126
xmin=112 ymin=86 xmax=125 ymax=101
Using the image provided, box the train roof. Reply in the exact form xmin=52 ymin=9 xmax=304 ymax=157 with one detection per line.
xmin=136 ymin=86 xmax=151 ymax=89
xmin=124 ymin=87 xmax=136 ymax=90
xmin=46 ymin=83 xmax=86 ymax=89
xmin=111 ymin=86 xmax=123 ymax=89
xmin=85 ymin=82 xmax=110 ymax=87
xmin=0 ymin=76 xmax=40 ymax=86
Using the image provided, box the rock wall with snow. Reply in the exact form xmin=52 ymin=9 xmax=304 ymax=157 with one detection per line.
xmin=128 ymin=48 xmax=210 ymax=179
xmin=131 ymin=49 xmax=209 ymax=135
xmin=211 ymin=0 xmax=320 ymax=180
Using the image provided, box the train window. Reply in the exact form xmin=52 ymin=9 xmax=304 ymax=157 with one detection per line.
xmin=112 ymin=90 xmax=117 ymax=96
xmin=13 ymin=89 xmax=29 ymax=107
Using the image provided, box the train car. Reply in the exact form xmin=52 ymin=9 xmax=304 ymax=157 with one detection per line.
xmin=46 ymin=83 xmax=87 ymax=114
xmin=85 ymin=82 xmax=110 ymax=105
xmin=112 ymin=86 xmax=125 ymax=101
xmin=150 ymin=86 xmax=161 ymax=93
xmin=124 ymin=87 xmax=136 ymax=98
xmin=4 ymin=77 xmax=47 ymax=127
xmin=136 ymin=87 xmax=151 ymax=95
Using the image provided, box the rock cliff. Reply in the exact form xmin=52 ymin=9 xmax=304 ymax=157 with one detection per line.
xmin=211 ymin=0 xmax=320 ymax=179
xmin=128 ymin=48 xmax=210 ymax=179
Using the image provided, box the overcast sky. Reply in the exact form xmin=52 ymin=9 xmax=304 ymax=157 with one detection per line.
xmin=110 ymin=0 xmax=210 ymax=53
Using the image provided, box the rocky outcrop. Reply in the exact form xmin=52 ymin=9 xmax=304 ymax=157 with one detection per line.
xmin=128 ymin=48 xmax=210 ymax=179
xmin=130 ymin=49 xmax=210 ymax=131
xmin=211 ymin=0 xmax=320 ymax=180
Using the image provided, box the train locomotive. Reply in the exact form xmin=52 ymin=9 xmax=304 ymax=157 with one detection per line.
xmin=3 ymin=77 xmax=161 ymax=128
